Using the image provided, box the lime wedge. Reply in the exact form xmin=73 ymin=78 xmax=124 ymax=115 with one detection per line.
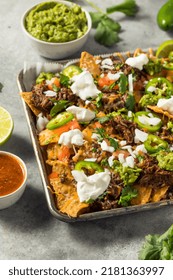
xmin=156 ymin=40 xmax=173 ymax=58
xmin=0 ymin=106 xmax=14 ymax=145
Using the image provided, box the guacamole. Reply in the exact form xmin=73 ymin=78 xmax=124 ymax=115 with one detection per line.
xmin=157 ymin=151 xmax=173 ymax=171
xmin=25 ymin=2 xmax=88 ymax=43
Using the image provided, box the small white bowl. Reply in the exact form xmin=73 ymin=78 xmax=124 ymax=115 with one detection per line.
xmin=21 ymin=1 xmax=92 ymax=59
xmin=0 ymin=151 xmax=27 ymax=210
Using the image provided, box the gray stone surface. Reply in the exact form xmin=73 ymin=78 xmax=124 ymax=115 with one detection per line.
xmin=0 ymin=0 xmax=173 ymax=260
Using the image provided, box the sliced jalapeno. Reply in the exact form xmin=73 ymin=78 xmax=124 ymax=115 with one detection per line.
xmin=62 ymin=65 xmax=82 ymax=79
xmin=50 ymin=100 xmax=71 ymax=117
xmin=134 ymin=111 xmax=162 ymax=132
xmin=145 ymin=77 xmax=173 ymax=94
xmin=144 ymin=134 xmax=168 ymax=154
xmin=75 ymin=161 xmax=104 ymax=173
xmin=163 ymin=61 xmax=173 ymax=70
xmin=46 ymin=111 xmax=74 ymax=130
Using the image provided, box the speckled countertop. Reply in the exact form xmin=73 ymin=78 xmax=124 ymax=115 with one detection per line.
xmin=0 ymin=0 xmax=173 ymax=260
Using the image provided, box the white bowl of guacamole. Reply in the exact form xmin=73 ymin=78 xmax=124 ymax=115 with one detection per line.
xmin=21 ymin=1 xmax=92 ymax=59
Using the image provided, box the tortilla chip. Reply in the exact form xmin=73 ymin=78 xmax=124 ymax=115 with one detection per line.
xmin=131 ymin=185 xmax=152 ymax=205
xmin=47 ymin=159 xmax=89 ymax=217
xmin=47 ymin=160 xmax=73 ymax=179
xmin=80 ymin=51 xmax=101 ymax=79
xmin=147 ymin=105 xmax=173 ymax=119
xmin=47 ymin=143 xmax=61 ymax=160
xmin=39 ymin=128 xmax=60 ymax=146
xmin=60 ymin=193 xmax=89 ymax=217
xmin=20 ymin=91 xmax=41 ymax=116
xmin=49 ymin=175 xmax=89 ymax=217
xmin=150 ymin=186 xmax=169 ymax=202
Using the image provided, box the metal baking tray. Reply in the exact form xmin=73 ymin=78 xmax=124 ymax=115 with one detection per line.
xmin=17 ymin=53 xmax=173 ymax=223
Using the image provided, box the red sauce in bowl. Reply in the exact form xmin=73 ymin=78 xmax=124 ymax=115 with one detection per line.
xmin=0 ymin=153 xmax=25 ymax=196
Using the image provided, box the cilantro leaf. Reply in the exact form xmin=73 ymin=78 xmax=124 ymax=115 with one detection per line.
xmin=84 ymin=0 xmax=138 ymax=47
xmin=89 ymin=12 xmax=104 ymax=28
xmin=108 ymin=137 xmax=119 ymax=150
xmin=90 ymin=12 xmax=121 ymax=47
xmin=125 ymin=94 xmax=135 ymax=111
xmin=95 ymin=92 xmax=103 ymax=108
xmin=118 ymin=185 xmax=138 ymax=207
xmin=95 ymin=127 xmax=106 ymax=141
xmin=101 ymin=16 xmax=121 ymax=32
xmin=106 ymin=0 xmax=138 ymax=16
xmin=60 ymin=74 xmax=70 ymax=87
xmin=139 ymin=224 xmax=173 ymax=260
xmin=97 ymin=115 xmax=110 ymax=124
xmin=52 ymin=84 xmax=60 ymax=92
xmin=94 ymin=20 xmax=120 ymax=47
xmin=119 ymin=74 xmax=128 ymax=94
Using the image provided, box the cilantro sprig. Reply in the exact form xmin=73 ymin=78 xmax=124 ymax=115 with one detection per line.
xmin=83 ymin=0 xmax=138 ymax=47
xmin=118 ymin=185 xmax=138 ymax=207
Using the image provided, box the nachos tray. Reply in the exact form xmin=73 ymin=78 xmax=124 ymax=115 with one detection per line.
xmin=17 ymin=52 xmax=173 ymax=223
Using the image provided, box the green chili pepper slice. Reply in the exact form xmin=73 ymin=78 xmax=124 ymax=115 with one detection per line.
xmin=50 ymin=100 xmax=71 ymax=117
xmin=157 ymin=1 xmax=173 ymax=31
xmin=46 ymin=111 xmax=74 ymax=130
xmin=75 ymin=161 xmax=104 ymax=173
xmin=62 ymin=65 xmax=82 ymax=79
xmin=134 ymin=111 xmax=162 ymax=132
xmin=163 ymin=61 xmax=173 ymax=70
xmin=145 ymin=77 xmax=173 ymax=94
xmin=144 ymin=134 xmax=169 ymax=154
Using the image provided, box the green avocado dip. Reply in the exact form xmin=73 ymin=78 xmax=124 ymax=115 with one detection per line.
xmin=25 ymin=1 xmax=88 ymax=43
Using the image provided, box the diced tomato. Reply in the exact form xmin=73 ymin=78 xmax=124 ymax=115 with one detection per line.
xmin=93 ymin=121 xmax=102 ymax=129
xmin=58 ymin=145 xmax=71 ymax=162
xmin=53 ymin=119 xmax=81 ymax=136
xmin=98 ymin=74 xmax=118 ymax=89
xmin=39 ymin=119 xmax=81 ymax=145
xmin=47 ymin=77 xmax=60 ymax=90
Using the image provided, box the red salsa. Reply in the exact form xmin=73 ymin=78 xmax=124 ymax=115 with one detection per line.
xmin=0 ymin=153 xmax=25 ymax=196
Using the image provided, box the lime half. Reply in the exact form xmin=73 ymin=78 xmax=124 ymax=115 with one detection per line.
xmin=156 ymin=40 xmax=173 ymax=58
xmin=0 ymin=106 xmax=14 ymax=145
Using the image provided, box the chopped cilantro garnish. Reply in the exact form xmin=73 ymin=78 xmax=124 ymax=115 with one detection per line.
xmin=118 ymin=185 xmax=138 ymax=207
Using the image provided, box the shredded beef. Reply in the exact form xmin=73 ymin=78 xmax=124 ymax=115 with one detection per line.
xmin=31 ymin=84 xmax=79 ymax=112
xmin=57 ymin=87 xmax=79 ymax=103
xmin=110 ymin=115 xmax=136 ymax=144
xmin=102 ymin=94 xmax=126 ymax=113
xmin=90 ymin=172 xmax=123 ymax=211
xmin=31 ymin=84 xmax=53 ymax=112
xmin=137 ymin=155 xmax=173 ymax=188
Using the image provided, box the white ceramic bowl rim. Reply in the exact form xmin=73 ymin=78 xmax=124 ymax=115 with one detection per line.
xmin=0 ymin=151 xmax=27 ymax=199
xmin=21 ymin=0 xmax=92 ymax=46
